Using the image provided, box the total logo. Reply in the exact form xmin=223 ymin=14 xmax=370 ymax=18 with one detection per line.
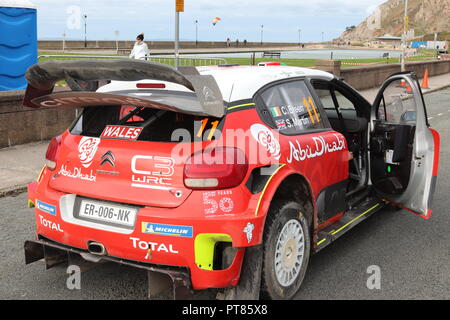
xmin=39 ymin=215 xmax=64 ymax=233
xmin=129 ymin=237 xmax=179 ymax=254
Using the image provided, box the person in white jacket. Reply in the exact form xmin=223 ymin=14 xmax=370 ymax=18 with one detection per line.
xmin=129 ymin=33 xmax=150 ymax=60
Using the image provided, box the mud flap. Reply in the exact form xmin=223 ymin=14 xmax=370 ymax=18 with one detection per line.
xmin=24 ymin=240 xmax=68 ymax=270
xmin=25 ymin=240 xmax=193 ymax=300
xmin=221 ymin=245 xmax=263 ymax=300
xmin=148 ymin=271 xmax=193 ymax=300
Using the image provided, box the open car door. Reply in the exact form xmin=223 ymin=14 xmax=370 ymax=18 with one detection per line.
xmin=370 ymin=72 xmax=440 ymax=219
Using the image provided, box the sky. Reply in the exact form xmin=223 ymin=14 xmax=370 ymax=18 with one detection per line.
xmin=30 ymin=0 xmax=387 ymax=42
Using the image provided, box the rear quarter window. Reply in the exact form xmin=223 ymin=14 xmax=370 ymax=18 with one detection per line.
xmin=257 ymin=80 xmax=325 ymax=135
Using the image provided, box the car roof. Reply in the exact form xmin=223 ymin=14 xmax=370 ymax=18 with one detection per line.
xmin=197 ymin=65 xmax=334 ymax=102
xmin=98 ymin=65 xmax=334 ymax=103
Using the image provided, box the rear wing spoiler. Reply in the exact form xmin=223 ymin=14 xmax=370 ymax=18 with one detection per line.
xmin=23 ymin=59 xmax=225 ymax=118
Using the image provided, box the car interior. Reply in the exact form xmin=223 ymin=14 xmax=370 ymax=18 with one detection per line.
xmin=312 ymin=77 xmax=418 ymax=201
xmin=370 ymin=79 xmax=417 ymax=196
xmin=70 ymin=105 xmax=223 ymax=143
xmin=311 ymin=79 xmax=371 ymax=198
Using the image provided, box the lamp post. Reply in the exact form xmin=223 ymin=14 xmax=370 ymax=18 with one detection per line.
xmin=322 ymin=31 xmax=324 ymax=43
xmin=175 ymin=0 xmax=184 ymax=70
xmin=401 ymin=0 xmax=409 ymax=72
xmin=62 ymin=31 xmax=66 ymax=52
xmin=195 ymin=20 xmax=198 ymax=45
xmin=298 ymin=28 xmax=301 ymax=45
xmin=115 ymin=30 xmax=120 ymax=53
xmin=260 ymin=25 xmax=264 ymax=45
xmin=84 ymin=14 xmax=87 ymax=48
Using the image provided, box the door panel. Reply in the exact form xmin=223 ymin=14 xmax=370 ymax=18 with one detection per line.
xmin=371 ymin=73 xmax=440 ymax=218
xmin=371 ymin=122 xmax=414 ymax=194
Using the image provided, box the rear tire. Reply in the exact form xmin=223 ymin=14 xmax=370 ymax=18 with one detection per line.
xmin=261 ymin=200 xmax=311 ymax=300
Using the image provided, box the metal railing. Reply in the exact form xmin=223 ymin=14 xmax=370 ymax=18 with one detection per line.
xmin=37 ymin=55 xmax=226 ymax=67
xmin=151 ymin=56 xmax=226 ymax=66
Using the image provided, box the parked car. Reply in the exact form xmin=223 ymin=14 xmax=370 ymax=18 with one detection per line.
xmin=23 ymin=60 xmax=440 ymax=300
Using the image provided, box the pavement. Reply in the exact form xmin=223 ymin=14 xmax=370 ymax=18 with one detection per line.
xmin=0 ymin=142 xmax=47 ymax=197
xmin=360 ymin=72 xmax=450 ymax=103
xmin=0 ymin=88 xmax=449 ymax=299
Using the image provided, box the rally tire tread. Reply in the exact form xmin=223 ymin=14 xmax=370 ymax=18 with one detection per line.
xmin=260 ymin=199 xmax=311 ymax=300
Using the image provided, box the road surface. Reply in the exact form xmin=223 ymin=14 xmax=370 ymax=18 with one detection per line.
xmin=0 ymin=89 xmax=449 ymax=300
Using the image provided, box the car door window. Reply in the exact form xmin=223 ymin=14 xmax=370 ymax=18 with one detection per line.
xmin=370 ymin=73 xmax=438 ymax=218
xmin=314 ymin=85 xmax=356 ymax=112
xmin=335 ymin=91 xmax=356 ymax=111
xmin=259 ymin=80 xmax=325 ymax=135
xmin=314 ymin=87 xmax=335 ymax=110
xmin=377 ymin=79 xmax=417 ymax=124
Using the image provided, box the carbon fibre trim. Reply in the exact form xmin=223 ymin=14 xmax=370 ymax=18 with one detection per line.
xmin=315 ymin=197 xmax=385 ymax=253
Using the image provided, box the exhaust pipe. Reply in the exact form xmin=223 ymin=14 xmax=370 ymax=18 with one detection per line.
xmin=87 ymin=241 xmax=107 ymax=256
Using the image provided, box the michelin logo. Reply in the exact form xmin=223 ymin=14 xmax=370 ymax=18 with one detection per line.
xmin=142 ymin=222 xmax=193 ymax=238
xmin=36 ymin=200 xmax=57 ymax=216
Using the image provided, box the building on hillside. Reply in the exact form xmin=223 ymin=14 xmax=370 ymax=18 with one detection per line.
xmin=373 ymin=35 xmax=402 ymax=49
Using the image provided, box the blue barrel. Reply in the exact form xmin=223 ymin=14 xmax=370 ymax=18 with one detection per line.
xmin=0 ymin=1 xmax=37 ymax=91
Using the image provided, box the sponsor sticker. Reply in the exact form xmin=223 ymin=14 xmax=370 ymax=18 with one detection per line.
xmin=250 ymin=124 xmax=281 ymax=160
xmin=58 ymin=165 xmax=96 ymax=182
xmin=78 ymin=137 xmax=100 ymax=168
xmin=287 ymin=134 xmax=346 ymax=163
xmin=129 ymin=237 xmax=179 ymax=254
xmin=141 ymin=222 xmax=193 ymax=238
xmin=36 ymin=200 xmax=57 ymax=216
xmin=243 ymin=222 xmax=255 ymax=244
xmin=203 ymin=190 xmax=235 ymax=216
xmin=56 ymin=137 xmax=100 ymax=182
xmin=101 ymin=125 xmax=143 ymax=141
xmin=39 ymin=215 xmax=64 ymax=232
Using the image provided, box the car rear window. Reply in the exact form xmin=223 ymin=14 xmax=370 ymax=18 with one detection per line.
xmin=70 ymin=105 xmax=223 ymax=142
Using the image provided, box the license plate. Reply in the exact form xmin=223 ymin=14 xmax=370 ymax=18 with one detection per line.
xmin=78 ymin=199 xmax=137 ymax=228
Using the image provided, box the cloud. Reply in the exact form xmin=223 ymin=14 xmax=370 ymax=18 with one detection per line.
xmin=31 ymin=0 xmax=386 ymax=42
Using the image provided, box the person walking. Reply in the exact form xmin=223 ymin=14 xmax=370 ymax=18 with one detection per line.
xmin=129 ymin=33 xmax=150 ymax=60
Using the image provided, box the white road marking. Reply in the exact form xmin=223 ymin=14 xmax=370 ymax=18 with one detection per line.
xmin=428 ymin=117 xmax=434 ymax=120
xmin=438 ymin=113 xmax=443 ymax=116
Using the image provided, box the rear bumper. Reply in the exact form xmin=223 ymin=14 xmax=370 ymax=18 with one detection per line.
xmin=27 ymin=181 xmax=264 ymax=290
xmin=24 ymin=238 xmax=192 ymax=299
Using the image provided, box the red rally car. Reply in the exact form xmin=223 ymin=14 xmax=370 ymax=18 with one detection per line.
xmin=23 ymin=60 xmax=440 ymax=300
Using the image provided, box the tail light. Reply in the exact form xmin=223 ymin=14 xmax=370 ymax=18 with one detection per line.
xmin=184 ymin=147 xmax=248 ymax=190
xmin=45 ymin=135 xmax=62 ymax=170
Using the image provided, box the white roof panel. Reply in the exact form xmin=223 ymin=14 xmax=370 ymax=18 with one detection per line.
xmin=197 ymin=65 xmax=334 ymax=102
xmin=99 ymin=65 xmax=334 ymax=103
